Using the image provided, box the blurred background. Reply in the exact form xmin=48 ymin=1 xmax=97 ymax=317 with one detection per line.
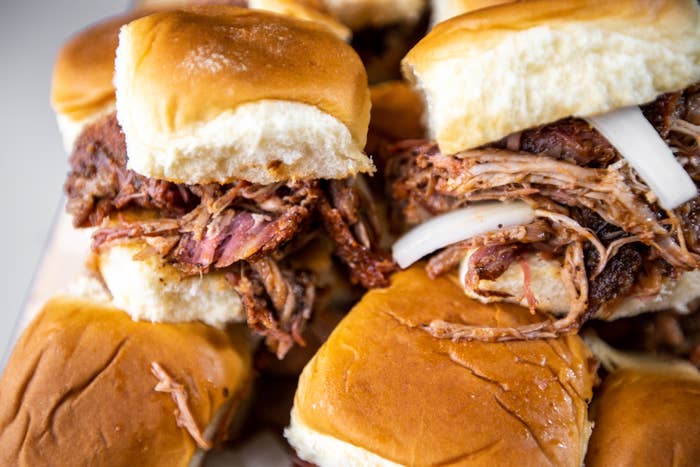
xmin=0 ymin=1 xmax=129 ymax=359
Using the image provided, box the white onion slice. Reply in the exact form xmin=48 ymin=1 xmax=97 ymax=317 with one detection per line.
xmin=392 ymin=201 xmax=535 ymax=268
xmin=586 ymin=106 xmax=697 ymax=210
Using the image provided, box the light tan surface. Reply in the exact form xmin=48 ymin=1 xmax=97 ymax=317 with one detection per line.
xmin=430 ymin=0 xmax=514 ymax=27
xmin=115 ymin=7 xmax=372 ymax=184
xmin=289 ymin=265 xmax=595 ymax=466
xmin=404 ymin=0 xmax=700 ymax=155
xmin=586 ymin=367 xmax=700 ymax=467
xmin=0 ymin=296 xmax=253 ymax=467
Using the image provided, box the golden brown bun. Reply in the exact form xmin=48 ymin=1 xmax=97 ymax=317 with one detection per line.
xmin=404 ymin=0 xmax=700 ymax=155
xmin=586 ymin=367 xmax=700 ymax=467
xmin=430 ymin=0 xmax=514 ymax=27
xmin=130 ymin=0 xmax=351 ymax=40
xmin=115 ymin=7 xmax=372 ymax=185
xmin=369 ymin=81 xmax=426 ymax=143
xmin=287 ymin=265 xmax=596 ymax=466
xmin=50 ymin=11 xmax=148 ymax=151
xmin=248 ymin=0 xmax=351 ymax=39
xmin=0 ymin=296 xmax=253 ymax=467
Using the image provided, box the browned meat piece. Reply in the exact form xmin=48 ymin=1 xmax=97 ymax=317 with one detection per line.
xmin=493 ymin=118 xmax=618 ymax=167
xmin=228 ymin=259 xmax=315 ymax=359
xmin=318 ymin=179 xmax=397 ymax=288
xmin=65 ymin=114 xmax=194 ymax=227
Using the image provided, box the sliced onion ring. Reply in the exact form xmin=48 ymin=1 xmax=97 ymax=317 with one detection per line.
xmin=392 ymin=201 xmax=535 ymax=269
xmin=586 ymin=106 xmax=697 ymax=210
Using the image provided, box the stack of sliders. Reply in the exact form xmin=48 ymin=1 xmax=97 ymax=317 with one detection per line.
xmin=59 ymin=5 xmax=395 ymax=358
xmin=285 ymin=0 xmax=700 ymax=465
xmin=3 ymin=0 xmax=700 ymax=465
xmin=1 ymin=4 xmax=395 ymax=465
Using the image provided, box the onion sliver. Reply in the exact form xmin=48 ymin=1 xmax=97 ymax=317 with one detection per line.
xmin=392 ymin=201 xmax=535 ymax=268
xmin=587 ymin=106 xmax=697 ymax=210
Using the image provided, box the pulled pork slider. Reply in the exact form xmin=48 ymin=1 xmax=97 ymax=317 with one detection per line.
xmin=429 ymin=0 xmax=514 ymax=27
xmin=387 ymin=0 xmax=700 ymax=341
xmin=0 ymin=292 xmax=253 ymax=466
xmin=62 ymin=7 xmax=395 ymax=358
xmin=285 ymin=266 xmax=596 ymax=466
xmin=583 ymin=334 xmax=700 ymax=466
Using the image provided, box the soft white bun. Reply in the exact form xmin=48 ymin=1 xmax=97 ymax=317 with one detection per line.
xmin=404 ymin=0 xmax=700 ymax=155
xmin=286 ymin=408 xmax=401 ymax=467
xmin=115 ymin=7 xmax=372 ymax=185
xmin=321 ymin=0 xmax=426 ymax=29
xmin=97 ymin=242 xmax=244 ymax=327
xmin=430 ymin=0 xmax=513 ymax=28
xmin=461 ymin=250 xmax=700 ymax=320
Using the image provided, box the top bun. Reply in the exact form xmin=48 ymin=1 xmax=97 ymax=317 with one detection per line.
xmin=586 ymin=366 xmax=700 ymax=466
xmin=321 ymin=0 xmax=426 ymax=30
xmin=0 ymin=295 xmax=252 ymax=467
xmin=248 ymin=0 xmax=351 ymax=40
xmin=430 ymin=0 xmax=514 ymax=27
xmin=51 ymin=11 xmax=146 ymax=151
xmin=403 ymin=0 xmax=700 ymax=155
xmin=287 ymin=265 xmax=595 ymax=466
xmin=115 ymin=7 xmax=373 ymax=185
xmin=130 ymin=0 xmax=352 ymax=40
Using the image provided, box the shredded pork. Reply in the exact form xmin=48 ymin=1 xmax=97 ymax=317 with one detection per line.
xmin=387 ymin=84 xmax=700 ymax=341
xmin=65 ymin=114 xmax=396 ymax=357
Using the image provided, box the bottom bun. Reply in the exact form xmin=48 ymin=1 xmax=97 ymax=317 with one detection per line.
xmin=96 ymin=241 xmax=244 ymax=327
xmin=0 ymin=296 xmax=253 ymax=467
xmin=461 ymin=250 xmax=700 ymax=320
xmin=586 ymin=366 xmax=700 ymax=467
xmin=286 ymin=265 xmax=596 ymax=467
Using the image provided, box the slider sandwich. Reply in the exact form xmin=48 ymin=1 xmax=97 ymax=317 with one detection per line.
xmin=387 ymin=0 xmax=700 ymax=340
xmin=0 ymin=287 xmax=253 ymax=466
xmin=285 ymin=266 xmax=596 ymax=466
xmin=583 ymin=334 xmax=700 ymax=466
xmin=59 ymin=7 xmax=395 ymax=358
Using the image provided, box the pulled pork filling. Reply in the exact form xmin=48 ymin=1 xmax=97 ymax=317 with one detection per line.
xmin=65 ymin=114 xmax=396 ymax=357
xmin=386 ymin=84 xmax=700 ymax=340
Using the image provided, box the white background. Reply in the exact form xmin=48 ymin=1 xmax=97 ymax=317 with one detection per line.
xmin=0 ymin=1 xmax=129 ymax=363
